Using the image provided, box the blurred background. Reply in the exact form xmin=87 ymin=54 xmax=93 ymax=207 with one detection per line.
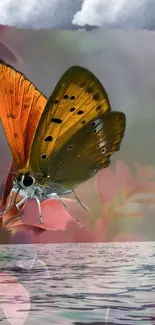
xmin=0 ymin=26 xmax=155 ymax=243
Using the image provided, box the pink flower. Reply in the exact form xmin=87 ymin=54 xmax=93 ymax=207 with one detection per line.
xmin=0 ymin=161 xmax=91 ymax=241
xmin=94 ymin=160 xmax=155 ymax=241
xmin=2 ymin=159 xmax=155 ymax=243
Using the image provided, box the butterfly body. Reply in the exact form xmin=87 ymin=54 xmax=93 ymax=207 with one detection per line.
xmin=0 ymin=60 xmax=126 ymax=224
xmin=14 ymin=172 xmax=73 ymax=199
xmin=10 ymin=172 xmax=77 ymax=224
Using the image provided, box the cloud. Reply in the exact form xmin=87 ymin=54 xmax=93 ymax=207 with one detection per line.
xmin=1 ymin=0 xmax=155 ymax=30
xmin=0 ymin=0 xmax=82 ymax=29
xmin=72 ymin=0 xmax=155 ymax=30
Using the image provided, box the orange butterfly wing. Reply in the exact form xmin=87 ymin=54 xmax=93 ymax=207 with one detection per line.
xmin=0 ymin=60 xmax=47 ymax=171
xmin=0 ymin=160 xmax=16 ymax=209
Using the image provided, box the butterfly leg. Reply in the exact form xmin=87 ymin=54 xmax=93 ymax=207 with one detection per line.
xmin=33 ymin=196 xmax=44 ymax=224
xmin=0 ymin=188 xmax=15 ymax=215
xmin=14 ymin=188 xmax=21 ymax=212
xmin=15 ymin=195 xmax=29 ymax=210
xmin=54 ymin=193 xmax=83 ymax=227
xmin=72 ymin=189 xmax=90 ymax=211
xmin=16 ymin=195 xmax=44 ymax=224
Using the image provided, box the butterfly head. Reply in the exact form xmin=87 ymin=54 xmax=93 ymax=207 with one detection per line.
xmin=16 ymin=172 xmax=35 ymax=189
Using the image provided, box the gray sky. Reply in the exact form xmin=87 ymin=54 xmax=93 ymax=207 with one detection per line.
xmin=1 ymin=0 xmax=155 ymax=30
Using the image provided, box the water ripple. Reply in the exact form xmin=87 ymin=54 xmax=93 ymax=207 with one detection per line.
xmin=0 ymin=242 xmax=155 ymax=324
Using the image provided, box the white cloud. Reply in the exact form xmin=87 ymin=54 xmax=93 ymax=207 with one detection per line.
xmin=72 ymin=0 xmax=155 ymax=29
xmin=0 ymin=0 xmax=155 ymax=29
xmin=0 ymin=0 xmax=82 ymax=29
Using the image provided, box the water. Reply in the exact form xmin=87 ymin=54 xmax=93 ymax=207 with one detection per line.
xmin=0 ymin=242 xmax=155 ymax=324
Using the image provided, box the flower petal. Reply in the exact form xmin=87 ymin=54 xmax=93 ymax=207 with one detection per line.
xmin=115 ymin=160 xmax=135 ymax=194
xmin=96 ymin=167 xmax=117 ymax=202
xmin=23 ymin=197 xmax=91 ymax=230
xmin=135 ymin=162 xmax=155 ymax=184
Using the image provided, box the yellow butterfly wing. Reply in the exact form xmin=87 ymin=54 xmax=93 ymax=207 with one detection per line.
xmin=30 ymin=66 xmax=111 ymax=176
xmin=45 ymin=111 xmax=126 ymax=189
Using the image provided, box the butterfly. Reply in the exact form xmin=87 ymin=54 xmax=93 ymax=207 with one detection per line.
xmin=0 ymin=59 xmax=126 ymax=224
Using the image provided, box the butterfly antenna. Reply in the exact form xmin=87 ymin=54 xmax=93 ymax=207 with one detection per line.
xmin=0 ymin=171 xmax=17 ymax=175
xmin=33 ymin=172 xmax=44 ymax=176
xmin=71 ymin=189 xmax=90 ymax=212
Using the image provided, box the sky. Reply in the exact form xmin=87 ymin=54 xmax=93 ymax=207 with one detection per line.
xmin=0 ymin=0 xmax=155 ymax=29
